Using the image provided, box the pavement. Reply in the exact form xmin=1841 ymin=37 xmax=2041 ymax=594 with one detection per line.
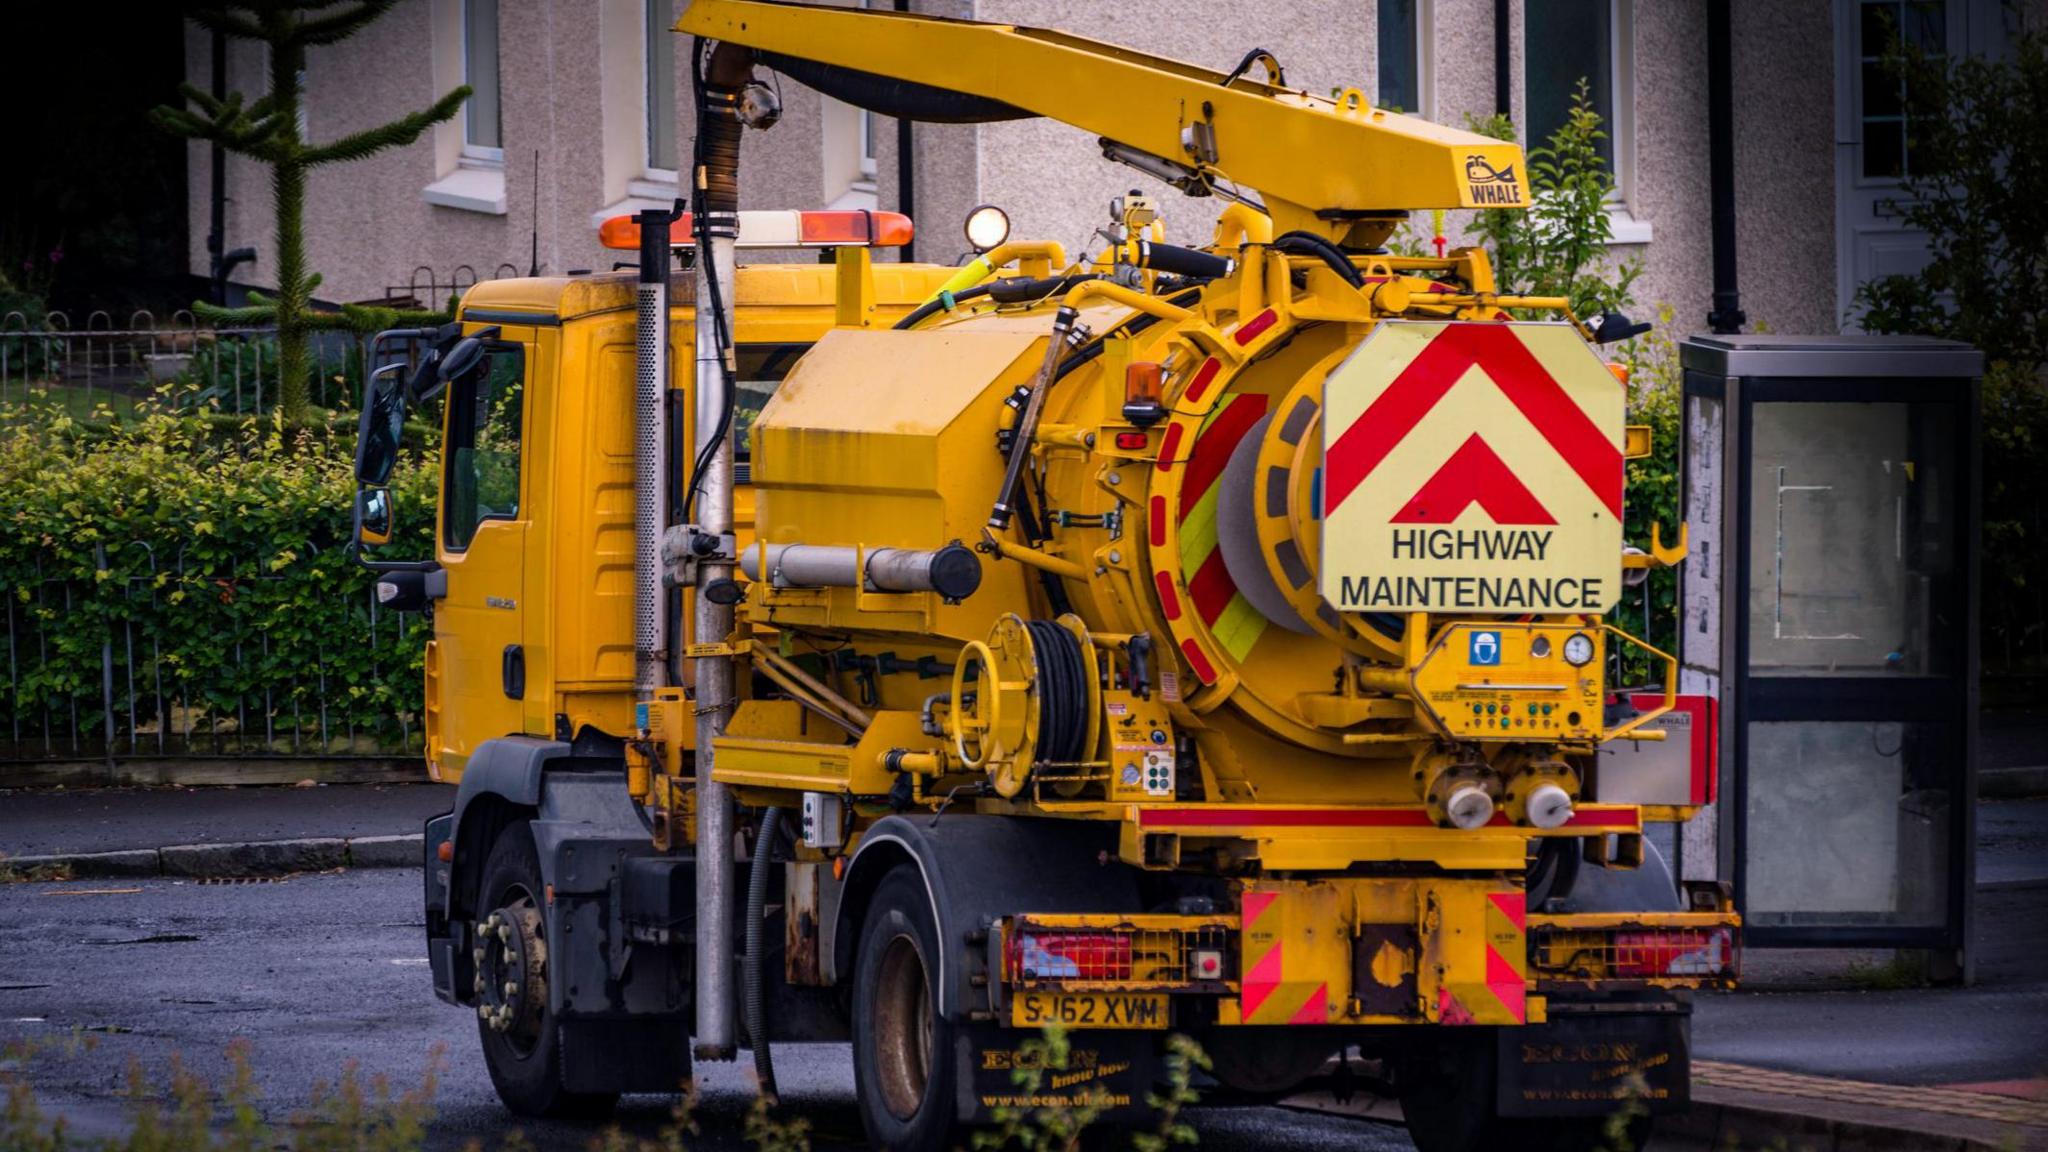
xmin=0 ymin=783 xmax=451 ymax=857
xmin=2 ymin=782 xmax=2046 ymax=1151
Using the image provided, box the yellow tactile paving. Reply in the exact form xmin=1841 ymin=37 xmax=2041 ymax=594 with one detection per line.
xmin=1695 ymin=1060 xmax=2048 ymax=1130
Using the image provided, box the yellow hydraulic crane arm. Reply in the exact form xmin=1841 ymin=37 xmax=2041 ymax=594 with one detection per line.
xmin=676 ymin=0 xmax=1530 ymax=239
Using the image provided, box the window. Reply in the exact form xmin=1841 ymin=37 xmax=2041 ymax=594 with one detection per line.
xmin=463 ymin=0 xmax=502 ymax=157
xmin=646 ymin=0 xmax=677 ymax=173
xmin=1857 ymin=0 xmax=1945 ymax=180
xmin=1524 ymin=0 xmax=1642 ymax=238
xmin=1526 ymin=0 xmax=1615 ymax=172
xmin=730 ymin=344 xmax=812 ymax=476
xmin=1377 ymin=0 xmax=1421 ymax=113
xmin=443 ymin=344 xmax=524 ymax=550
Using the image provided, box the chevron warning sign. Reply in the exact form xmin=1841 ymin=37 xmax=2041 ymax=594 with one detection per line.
xmin=1319 ymin=322 xmax=1624 ymax=614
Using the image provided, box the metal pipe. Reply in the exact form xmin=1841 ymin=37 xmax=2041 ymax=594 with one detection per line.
xmin=739 ymin=541 xmax=982 ymax=600
xmin=752 ymin=658 xmax=865 ymax=738
xmin=754 ymin=646 xmax=873 ymax=729
xmin=693 ymin=40 xmax=753 ymax=1063
xmin=1705 ymin=0 xmax=1746 ymax=334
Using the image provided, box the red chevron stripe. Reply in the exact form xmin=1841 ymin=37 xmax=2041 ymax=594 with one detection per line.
xmin=1178 ymin=394 xmax=1269 ymax=517
xmin=1324 ymin=324 xmax=1622 ymax=518
xmin=1391 ymin=434 xmax=1555 ymax=525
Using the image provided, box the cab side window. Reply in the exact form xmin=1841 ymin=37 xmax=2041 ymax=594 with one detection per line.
xmin=443 ymin=344 xmax=526 ymax=550
xmin=732 ymin=343 xmax=810 ymax=475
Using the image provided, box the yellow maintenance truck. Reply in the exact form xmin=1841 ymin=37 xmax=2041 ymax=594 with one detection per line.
xmin=352 ymin=5 xmax=1739 ymax=1149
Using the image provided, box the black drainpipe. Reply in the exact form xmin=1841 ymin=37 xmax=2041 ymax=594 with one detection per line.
xmin=1706 ymin=0 xmax=1745 ymax=333
xmin=894 ymin=0 xmax=917 ymax=262
xmin=1494 ymin=0 xmax=1512 ymax=118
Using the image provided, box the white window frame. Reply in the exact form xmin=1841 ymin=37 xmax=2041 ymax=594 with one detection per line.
xmin=644 ymin=0 xmax=679 ymax=181
xmin=423 ymin=0 xmax=506 ymax=214
xmin=461 ymin=0 xmax=504 ymax=166
xmin=1376 ymin=0 xmax=1435 ymax=120
xmin=1523 ymin=0 xmax=1648 ymax=244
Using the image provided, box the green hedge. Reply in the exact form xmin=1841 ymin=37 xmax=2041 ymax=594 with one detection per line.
xmin=0 ymin=409 xmax=437 ymax=758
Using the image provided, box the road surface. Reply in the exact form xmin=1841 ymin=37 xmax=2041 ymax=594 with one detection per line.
xmin=0 ymin=868 xmax=1413 ymax=1151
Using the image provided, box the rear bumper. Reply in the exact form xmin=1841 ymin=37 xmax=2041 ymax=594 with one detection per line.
xmin=995 ymin=876 xmax=1740 ymax=1029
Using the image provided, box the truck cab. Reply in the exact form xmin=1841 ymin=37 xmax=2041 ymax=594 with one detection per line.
xmin=358 ymin=230 xmax=960 ymax=780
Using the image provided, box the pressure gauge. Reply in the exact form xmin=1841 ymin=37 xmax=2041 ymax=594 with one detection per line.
xmin=1563 ymin=633 xmax=1595 ymax=667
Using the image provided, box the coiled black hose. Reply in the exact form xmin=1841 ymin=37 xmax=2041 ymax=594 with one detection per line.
xmin=1023 ymin=621 xmax=1089 ymax=765
xmin=744 ymin=806 xmax=784 ymax=1097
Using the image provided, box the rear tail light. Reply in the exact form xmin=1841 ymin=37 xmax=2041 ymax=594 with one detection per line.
xmin=1612 ymin=927 xmax=1737 ymax=979
xmin=1006 ymin=931 xmax=1133 ymax=981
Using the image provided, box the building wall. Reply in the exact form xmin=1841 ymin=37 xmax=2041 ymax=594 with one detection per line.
xmin=184 ymin=0 xmax=838 ymax=304
xmin=1731 ymin=2 xmax=1839 ymax=336
xmin=184 ymin=0 xmax=1847 ymax=337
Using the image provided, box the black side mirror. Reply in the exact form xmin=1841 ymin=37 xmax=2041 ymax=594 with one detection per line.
xmin=355 ymin=364 xmax=407 ymax=486
xmin=373 ymin=569 xmax=432 ymax=613
xmin=1592 ymin=311 xmax=1654 ymax=345
xmin=440 ymin=336 xmax=487 ymax=383
xmin=356 ymin=485 xmax=394 ymax=548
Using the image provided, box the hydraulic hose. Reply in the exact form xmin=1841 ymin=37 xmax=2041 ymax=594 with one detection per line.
xmin=1135 ymin=240 xmax=1233 ymax=280
xmin=745 ymin=806 xmax=785 ymax=1098
xmin=1273 ymin=230 xmax=1365 ymax=289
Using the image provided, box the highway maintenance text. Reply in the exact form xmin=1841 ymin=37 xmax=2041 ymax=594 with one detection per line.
xmin=1335 ymin=527 xmax=1606 ymax=611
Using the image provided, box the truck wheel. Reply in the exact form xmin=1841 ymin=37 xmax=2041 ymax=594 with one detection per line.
xmin=473 ymin=819 xmax=618 ymax=1120
xmin=851 ymin=869 xmax=961 ymax=1152
xmin=1396 ymin=1035 xmax=1651 ymax=1152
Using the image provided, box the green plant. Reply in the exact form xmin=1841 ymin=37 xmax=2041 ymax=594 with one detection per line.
xmin=1128 ymin=1033 xmax=1210 ymax=1152
xmin=1850 ymin=29 xmax=2048 ymax=673
xmin=0 ymin=409 xmax=437 ymax=755
xmin=970 ymin=1024 xmax=1106 ymax=1152
xmin=0 ymin=856 xmax=73 ymax=885
xmin=1612 ymin=305 xmax=1684 ymax=686
xmin=149 ymin=3 xmax=469 ymax=422
xmin=0 ymin=1042 xmax=442 ymax=1152
xmin=1466 ymin=82 xmax=1643 ymax=321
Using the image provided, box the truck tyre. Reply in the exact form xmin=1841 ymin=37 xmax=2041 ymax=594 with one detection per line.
xmin=474 ymin=819 xmax=619 ymax=1120
xmin=851 ymin=869 xmax=962 ymax=1152
xmin=1396 ymin=1033 xmax=1650 ymax=1152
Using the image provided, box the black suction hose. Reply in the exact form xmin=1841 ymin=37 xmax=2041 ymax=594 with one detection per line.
xmin=1273 ymin=230 xmax=1366 ymax=288
xmin=745 ymin=806 xmax=784 ymax=1097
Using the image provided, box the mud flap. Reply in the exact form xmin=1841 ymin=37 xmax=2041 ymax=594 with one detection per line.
xmin=559 ymin=1018 xmax=692 ymax=1094
xmin=1496 ymin=1004 xmax=1691 ymax=1117
xmin=958 ymin=1022 xmax=1158 ymax=1124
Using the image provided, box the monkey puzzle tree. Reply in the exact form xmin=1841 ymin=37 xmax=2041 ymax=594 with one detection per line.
xmin=152 ymin=2 xmax=472 ymax=422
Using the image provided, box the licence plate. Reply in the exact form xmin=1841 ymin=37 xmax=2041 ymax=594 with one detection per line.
xmin=1010 ymin=991 xmax=1168 ymax=1030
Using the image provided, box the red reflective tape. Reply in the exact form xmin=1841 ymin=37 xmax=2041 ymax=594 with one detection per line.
xmin=1289 ymin=983 xmax=1329 ymax=1025
xmin=1139 ymin=808 xmax=1438 ymax=829
xmin=1240 ymin=938 xmax=1284 ymax=1019
xmin=1187 ymin=549 xmax=1236 ymax=624
xmin=1182 ymin=357 xmax=1223 ymax=404
xmin=1241 ymin=891 xmax=1277 ymax=929
xmin=1438 ymin=986 xmax=1477 ymax=1026
xmin=1179 ymin=638 xmax=1217 ymax=684
xmin=1465 ymin=325 xmax=1623 ymax=517
xmin=1178 ymin=394 xmax=1269 ymax=516
xmin=1148 ymin=495 xmax=1168 ymax=547
xmin=1135 ymin=807 xmax=1639 ymax=830
xmin=1488 ymin=891 xmax=1527 ymax=934
xmin=1233 ymin=308 xmax=1278 ymax=345
xmin=1392 ymin=434 xmax=1555 ymax=525
xmin=1154 ymin=570 xmax=1182 ymax=620
xmin=1486 ymin=945 xmax=1527 ymax=1023
xmin=1155 ymin=422 xmax=1184 ymax=472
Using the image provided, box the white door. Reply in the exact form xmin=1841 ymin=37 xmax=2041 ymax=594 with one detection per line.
xmin=1834 ymin=0 xmax=2013 ymax=328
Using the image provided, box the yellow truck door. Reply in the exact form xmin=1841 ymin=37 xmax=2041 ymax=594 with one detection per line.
xmin=430 ymin=335 xmax=532 ymax=777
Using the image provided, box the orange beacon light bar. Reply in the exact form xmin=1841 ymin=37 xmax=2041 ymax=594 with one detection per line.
xmin=599 ymin=209 xmax=914 ymax=251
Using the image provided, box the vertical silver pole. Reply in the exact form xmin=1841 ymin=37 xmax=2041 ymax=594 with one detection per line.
xmin=693 ymin=210 xmax=739 ymax=1059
